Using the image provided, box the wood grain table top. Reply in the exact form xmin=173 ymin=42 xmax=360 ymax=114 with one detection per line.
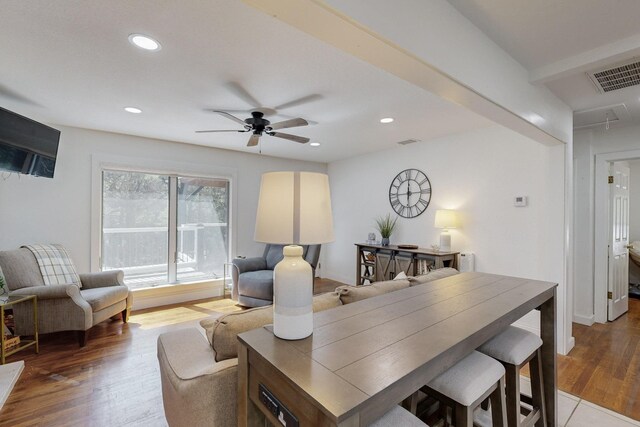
xmin=238 ymin=272 xmax=557 ymax=425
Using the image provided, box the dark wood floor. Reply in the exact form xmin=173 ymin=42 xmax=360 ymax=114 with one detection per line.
xmin=0 ymin=278 xmax=343 ymax=426
xmin=1 ymin=279 xmax=639 ymax=424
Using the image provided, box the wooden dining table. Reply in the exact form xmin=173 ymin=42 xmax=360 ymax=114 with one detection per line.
xmin=237 ymin=272 xmax=557 ymax=426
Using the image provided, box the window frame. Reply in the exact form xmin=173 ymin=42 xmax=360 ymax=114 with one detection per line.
xmin=91 ymin=154 xmax=237 ymax=289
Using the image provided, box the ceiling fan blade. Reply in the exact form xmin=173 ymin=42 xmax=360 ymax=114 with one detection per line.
xmin=270 ymin=132 xmax=310 ymax=144
xmin=195 ymin=129 xmax=249 ymax=133
xmin=225 ymin=82 xmax=261 ymax=108
xmin=274 ymin=94 xmax=323 ymax=110
xmin=278 ymin=113 xmax=318 ymax=125
xmin=208 ymin=110 xmax=248 ymax=127
xmin=267 ymin=118 xmax=309 ymax=131
xmin=247 ymin=134 xmax=260 ymax=147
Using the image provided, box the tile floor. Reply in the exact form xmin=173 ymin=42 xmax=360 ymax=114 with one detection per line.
xmin=521 ymin=377 xmax=638 ymax=426
xmin=472 ymin=377 xmax=639 ymax=426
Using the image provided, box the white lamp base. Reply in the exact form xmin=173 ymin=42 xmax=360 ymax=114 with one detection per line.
xmin=273 ymin=245 xmax=313 ymax=340
xmin=439 ymin=232 xmax=451 ymax=252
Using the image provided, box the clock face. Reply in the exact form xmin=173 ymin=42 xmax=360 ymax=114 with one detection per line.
xmin=389 ymin=169 xmax=432 ymax=218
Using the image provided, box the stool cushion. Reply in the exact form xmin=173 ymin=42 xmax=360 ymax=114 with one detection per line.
xmin=427 ymin=351 xmax=505 ymax=406
xmin=369 ymin=406 xmax=427 ymax=426
xmin=478 ymin=326 xmax=543 ymax=365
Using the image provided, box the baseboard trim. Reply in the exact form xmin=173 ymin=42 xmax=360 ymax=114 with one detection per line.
xmin=573 ymin=313 xmax=595 ymax=326
xmin=132 ymin=281 xmax=225 ymax=310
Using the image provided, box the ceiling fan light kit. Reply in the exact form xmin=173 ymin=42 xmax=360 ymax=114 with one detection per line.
xmin=197 ymin=110 xmax=310 ymax=147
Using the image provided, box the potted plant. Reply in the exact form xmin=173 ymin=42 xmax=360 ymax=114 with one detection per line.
xmin=375 ymin=213 xmax=398 ymax=246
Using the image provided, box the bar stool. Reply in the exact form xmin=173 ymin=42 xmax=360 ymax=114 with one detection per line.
xmin=370 ymin=405 xmax=428 ymax=426
xmin=421 ymin=351 xmax=507 ymax=427
xmin=478 ymin=326 xmax=546 ymax=427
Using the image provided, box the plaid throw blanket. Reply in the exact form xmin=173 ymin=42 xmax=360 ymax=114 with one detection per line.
xmin=22 ymin=244 xmax=81 ymax=287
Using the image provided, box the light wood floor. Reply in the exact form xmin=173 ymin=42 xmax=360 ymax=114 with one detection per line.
xmin=1 ymin=279 xmax=639 ymax=425
xmin=556 ymin=298 xmax=640 ymax=420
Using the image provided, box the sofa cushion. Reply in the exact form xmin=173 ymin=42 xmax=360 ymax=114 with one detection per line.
xmin=408 ymin=268 xmax=459 ymax=285
xmin=335 ymin=279 xmax=411 ymax=305
xmin=238 ymin=270 xmax=273 ymax=300
xmin=200 ymin=291 xmax=342 ymax=362
xmin=0 ymin=248 xmax=45 ymax=290
xmin=158 ymin=328 xmax=218 ymax=380
xmin=264 ymin=245 xmax=286 ymax=270
xmin=80 ymin=286 xmax=129 ymax=312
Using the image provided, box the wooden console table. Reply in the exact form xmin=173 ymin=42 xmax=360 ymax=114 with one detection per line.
xmin=356 ymin=243 xmax=459 ymax=285
xmin=238 ymin=272 xmax=557 ymax=427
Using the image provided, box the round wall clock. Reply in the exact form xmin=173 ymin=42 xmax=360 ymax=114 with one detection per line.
xmin=388 ymin=168 xmax=432 ymax=218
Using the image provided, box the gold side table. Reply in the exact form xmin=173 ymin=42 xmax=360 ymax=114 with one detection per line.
xmin=1 ymin=294 xmax=39 ymax=365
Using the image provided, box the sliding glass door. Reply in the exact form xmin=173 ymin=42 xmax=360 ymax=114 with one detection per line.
xmin=101 ymin=169 xmax=230 ymax=289
xmin=176 ymin=177 xmax=229 ymax=282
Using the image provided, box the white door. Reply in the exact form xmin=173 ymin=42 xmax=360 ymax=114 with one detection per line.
xmin=608 ymin=163 xmax=630 ymax=321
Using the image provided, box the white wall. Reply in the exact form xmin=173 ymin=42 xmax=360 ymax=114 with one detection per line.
xmin=573 ymin=124 xmax=640 ymax=324
xmin=629 ymin=160 xmax=640 ymax=243
xmin=325 ymin=125 xmax=568 ymax=350
xmin=0 ymin=125 xmax=326 ymax=273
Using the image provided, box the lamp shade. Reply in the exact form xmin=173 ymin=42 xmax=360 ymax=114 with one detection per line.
xmin=434 ymin=209 xmax=460 ymax=229
xmin=254 ymin=171 xmax=334 ymax=244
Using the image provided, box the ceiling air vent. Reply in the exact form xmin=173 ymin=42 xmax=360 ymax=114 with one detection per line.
xmin=397 ymin=138 xmax=419 ymax=146
xmin=588 ymin=60 xmax=640 ymax=93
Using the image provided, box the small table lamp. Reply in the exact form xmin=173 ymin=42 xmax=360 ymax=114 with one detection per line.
xmin=254 ymin=171 xmax=334 ymax=340
xmin=434 ymin=209 xmax=459 ymax=252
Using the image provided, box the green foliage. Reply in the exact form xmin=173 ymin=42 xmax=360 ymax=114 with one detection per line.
xmin=375 ymin=213 xmax=398 ymax=238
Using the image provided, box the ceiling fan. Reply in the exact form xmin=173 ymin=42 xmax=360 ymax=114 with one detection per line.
xmin=196 ymin=110 xmax=310 ymax=147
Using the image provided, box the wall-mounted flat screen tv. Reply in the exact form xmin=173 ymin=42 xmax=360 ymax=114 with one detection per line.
xmin=0 ymin=106 xmax=60 ymax=178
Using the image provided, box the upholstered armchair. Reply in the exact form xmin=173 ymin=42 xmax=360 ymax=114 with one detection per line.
xmin=0 ymin=248 xmax=132 ymax=347
xmin=231 ymin=244 xmax=321 ymax=307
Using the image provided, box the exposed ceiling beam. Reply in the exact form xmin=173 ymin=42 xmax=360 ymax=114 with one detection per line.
xmin=242 ymin=0 xmax=564 ymax=146
xmin=530 ymin=34 xmax=640 ymax=84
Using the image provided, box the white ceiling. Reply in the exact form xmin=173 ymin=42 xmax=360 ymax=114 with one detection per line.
xmin=447 ymin=0 xmax=640 ymax=130
xmin=0 ymin=0 xmax=490 ymax=163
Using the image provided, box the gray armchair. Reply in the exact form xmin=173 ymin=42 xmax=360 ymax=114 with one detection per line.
xmin=231 ymin=244 xmax=321 ymax=307
xmin=0 ymin=248 xmax=132 ymax=347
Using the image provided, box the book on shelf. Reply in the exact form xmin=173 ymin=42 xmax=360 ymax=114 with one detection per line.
xmin=3 ymin=334 xmax=20 ymax=351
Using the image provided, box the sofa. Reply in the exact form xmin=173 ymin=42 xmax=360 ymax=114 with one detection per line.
xmin=231 ymin=244 xmax=321 ymax=307
xmin=0 ymin=248 xmax=132 ymax=346
xmin=157 ymin=267 xmax=459 ymax=426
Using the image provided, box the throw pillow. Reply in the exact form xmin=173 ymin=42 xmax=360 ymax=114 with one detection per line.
xmin=393 ymin=271 xmax=408 ymax=280
xmin=200 ymin=291 xmax=343 ymax=362
xmin=335 ymin=279 xmax=411 ymax=305
xmin=407 ymin=267 xmax=459 ymax=285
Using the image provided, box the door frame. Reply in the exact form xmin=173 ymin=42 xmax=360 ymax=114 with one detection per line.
xmin=594 ymin=149 xmax=640 ymax=323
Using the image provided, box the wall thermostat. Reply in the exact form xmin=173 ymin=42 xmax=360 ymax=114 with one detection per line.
xmin=514 ymin=196 xmax=528 ymax=207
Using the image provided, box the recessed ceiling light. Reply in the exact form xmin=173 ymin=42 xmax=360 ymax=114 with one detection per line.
xmin=124 ymin=107 xmax=142 ymax=114
xmin=310 ymin=142 xmax=321 ymax=147
xmin=128 ymin=34 xmax=161 ymax=51
xmin=380 ymin=117 xmax=394 ymax=124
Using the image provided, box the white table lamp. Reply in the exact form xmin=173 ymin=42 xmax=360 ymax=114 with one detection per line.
xmin=434 ymin=209 xmax=459 ymax=252
xmin=254 ymin=171 xmax=334 ymax=340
